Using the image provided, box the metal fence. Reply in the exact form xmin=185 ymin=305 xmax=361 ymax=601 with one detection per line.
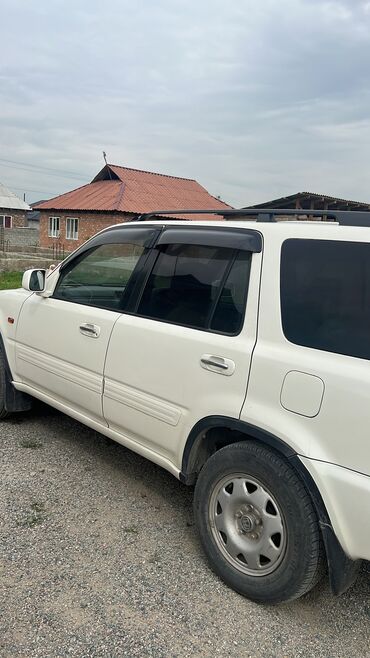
xmin=51 ymin=243 xmax=65 ymax=260
xmin=0 ymin=228 xmax=9 ymax=252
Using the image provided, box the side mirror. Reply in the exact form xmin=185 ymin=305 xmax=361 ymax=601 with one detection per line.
xmin=22 ymin=269 xmax=46 ymax=293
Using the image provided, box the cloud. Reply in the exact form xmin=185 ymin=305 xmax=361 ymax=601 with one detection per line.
xmin=1 ymin=0 xmax=370 ymax=205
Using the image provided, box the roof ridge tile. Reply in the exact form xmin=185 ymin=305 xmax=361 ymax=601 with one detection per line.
xmin=108 ymin=163 xmax=196 ymax=183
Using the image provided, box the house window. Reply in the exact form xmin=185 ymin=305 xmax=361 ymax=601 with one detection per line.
xmin=66 ymin=218 xmax=79 ymax=240
xmin=0 ymin=215 xmax=12 ymax=228
xmin=48 ymin=216 xmax=60 ymax=238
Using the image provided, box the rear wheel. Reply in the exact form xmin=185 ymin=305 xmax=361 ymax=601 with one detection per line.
xmin=193 ymin=441 xmax=325 ymax=604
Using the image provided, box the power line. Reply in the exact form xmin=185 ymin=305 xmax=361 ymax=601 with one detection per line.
xmin=0 ymin=157 xmax=87 ymax=178
xmin=10 ymin=185 xmax=60 ymax=196
xmin=0 ymin=162 xmax=85 ymax=182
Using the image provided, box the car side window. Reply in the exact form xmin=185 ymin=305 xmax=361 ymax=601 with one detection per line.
xmin=210 ymin=251 xmax=251 ymax=333
xmin=137 ymin=243 xmax=251 ymax=334
xmin=54 ymin=242 xmax=147 ymax=311
xmin=281 ymin=239 xmax=370 ymax=360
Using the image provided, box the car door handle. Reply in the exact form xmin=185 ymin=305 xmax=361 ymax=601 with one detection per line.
xmin=79 ymin=323 xmax=100 ymax=338
xmin=200 ymin=354 xmax=235 ymax=376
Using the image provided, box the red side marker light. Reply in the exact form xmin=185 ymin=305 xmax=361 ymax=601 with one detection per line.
xmin=8 ymin=317 xmax=14 ymax=324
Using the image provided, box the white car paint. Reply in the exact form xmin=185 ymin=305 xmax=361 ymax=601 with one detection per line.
xmin=15 ymin=294 xmax=121 ymax=422
xmin=0 ymin=219 xmax=369 ymax=568
xmin=103 ymin=250 xmax=262 ymax=468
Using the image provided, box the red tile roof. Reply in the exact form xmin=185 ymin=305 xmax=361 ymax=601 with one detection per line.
xmin=34 ymin=164 xmax=232 ymax=220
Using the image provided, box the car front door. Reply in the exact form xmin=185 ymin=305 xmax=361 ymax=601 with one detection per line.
xmin=15 ymin=227 xmax=157 ymax=423
xmin=103 ymin=227 xmax=262 ymax=471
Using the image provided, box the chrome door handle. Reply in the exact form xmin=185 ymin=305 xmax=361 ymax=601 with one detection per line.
xmin=201 ymin=357 xmax=229 ymax=370
xmin=200 ymin=354 xmax=235 ymax=376
xmin=79 ymin=323 xmax=100 ymax=338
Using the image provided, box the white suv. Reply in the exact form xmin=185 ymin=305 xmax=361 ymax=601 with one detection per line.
xmin=0 ymin=209 xmax=369 ymax=604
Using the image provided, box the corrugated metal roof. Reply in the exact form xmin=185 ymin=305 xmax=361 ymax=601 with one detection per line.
xmin=248 ymin=191 xmax=370 ymax=208
xmin=34 ymin=164 xmax=231 ymax=220
xmin=0 ymin=182 xmax=31 ymax=210
xmin=301 ymin=191 xmax=370 ymax=205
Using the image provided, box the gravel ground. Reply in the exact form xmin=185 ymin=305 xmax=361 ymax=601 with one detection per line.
xmin=1 ymin=404 xmax=369 ymax=658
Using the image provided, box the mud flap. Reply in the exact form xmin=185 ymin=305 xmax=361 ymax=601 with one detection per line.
xmin=320 ymin=522 xmax=361 ymax=595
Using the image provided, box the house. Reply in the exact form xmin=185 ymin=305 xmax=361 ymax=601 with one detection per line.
xmin=34 ymin=164 xmax=232 ymax=250
xmin=0 ymin=182 xmax=31 ymax=229
xmin=27 ymin=202 xmax=43 ymax=229
xmin=247 ymin=192 xmax=370 ymax=212
xmin=26 ymin=209 xmax=40 ymax=229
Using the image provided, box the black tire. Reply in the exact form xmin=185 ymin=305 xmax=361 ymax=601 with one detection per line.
xmin=0 ymin=347 xmax=10 ymax=419
xmin=193 ymin=441 xmax=325 ymax=604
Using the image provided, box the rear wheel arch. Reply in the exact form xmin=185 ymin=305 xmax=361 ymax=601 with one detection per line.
xmin=181 ymin=416 xmax=295 ymax=486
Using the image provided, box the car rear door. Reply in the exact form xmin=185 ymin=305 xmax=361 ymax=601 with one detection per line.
xmin=103 ymin=227 xmax=262 ymax=470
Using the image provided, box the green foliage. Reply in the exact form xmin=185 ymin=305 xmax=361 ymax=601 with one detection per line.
xmin=0 ymin=271 xmax=23 ymax=290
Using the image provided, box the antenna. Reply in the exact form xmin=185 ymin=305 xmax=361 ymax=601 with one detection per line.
xmin=102 ymin=151 xmax=112 ymax=180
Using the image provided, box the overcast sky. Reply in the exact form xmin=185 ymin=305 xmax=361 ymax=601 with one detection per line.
xmin=1 ymin=0 xmax=370 ymax=207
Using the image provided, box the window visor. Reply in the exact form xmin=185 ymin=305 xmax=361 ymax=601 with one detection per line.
xmin=157 ymin=228 xmax=262 ymax=252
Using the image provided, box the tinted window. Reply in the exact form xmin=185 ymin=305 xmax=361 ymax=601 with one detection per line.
xmin=281 ymin=239 xmax=370 ymax=360
xmin=54 ymin=242 xmax=146 ymax=310
xmin=211 ymin=251 xmax=251 ymax=333
xmin=138 ymin=244 xmax=251 ymax=333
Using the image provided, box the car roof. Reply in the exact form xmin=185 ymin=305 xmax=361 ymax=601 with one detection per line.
xmin=103 ymin=218 xmax=370 ymax=243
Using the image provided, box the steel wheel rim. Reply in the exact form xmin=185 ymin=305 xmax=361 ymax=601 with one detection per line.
xmin=209 ymin=473 xmax=287 ymax=576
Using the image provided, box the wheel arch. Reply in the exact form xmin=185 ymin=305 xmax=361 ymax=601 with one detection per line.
xmin=180 ymin=416 xmax=295 ymax=485
xmin=181 ymin=415 xmax=361 ymax=596
xmin=0 ymin=331 xmax=32 ymax=413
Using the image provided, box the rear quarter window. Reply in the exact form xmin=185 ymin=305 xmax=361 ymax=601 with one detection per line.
xmin=280 ymin=239 xmax=370 ymax=360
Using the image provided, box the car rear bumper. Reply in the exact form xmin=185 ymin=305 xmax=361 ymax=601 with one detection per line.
xmin=299 ymin=456 xmax=370 ymax=562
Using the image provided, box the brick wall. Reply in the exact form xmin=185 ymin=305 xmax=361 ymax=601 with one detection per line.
xmin=39 ymin=211 xmax=135 ymax=250
xmin=0 ymin=208 xmax=28 ymax=228
xmin=0 ymin=255 xmax=61 ymax=274
xmin=1 ymin=227 xmax=39 ymax=249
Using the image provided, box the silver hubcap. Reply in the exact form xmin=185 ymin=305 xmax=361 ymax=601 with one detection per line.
xmin=209 ymin=474 xmax=286 ymax=576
